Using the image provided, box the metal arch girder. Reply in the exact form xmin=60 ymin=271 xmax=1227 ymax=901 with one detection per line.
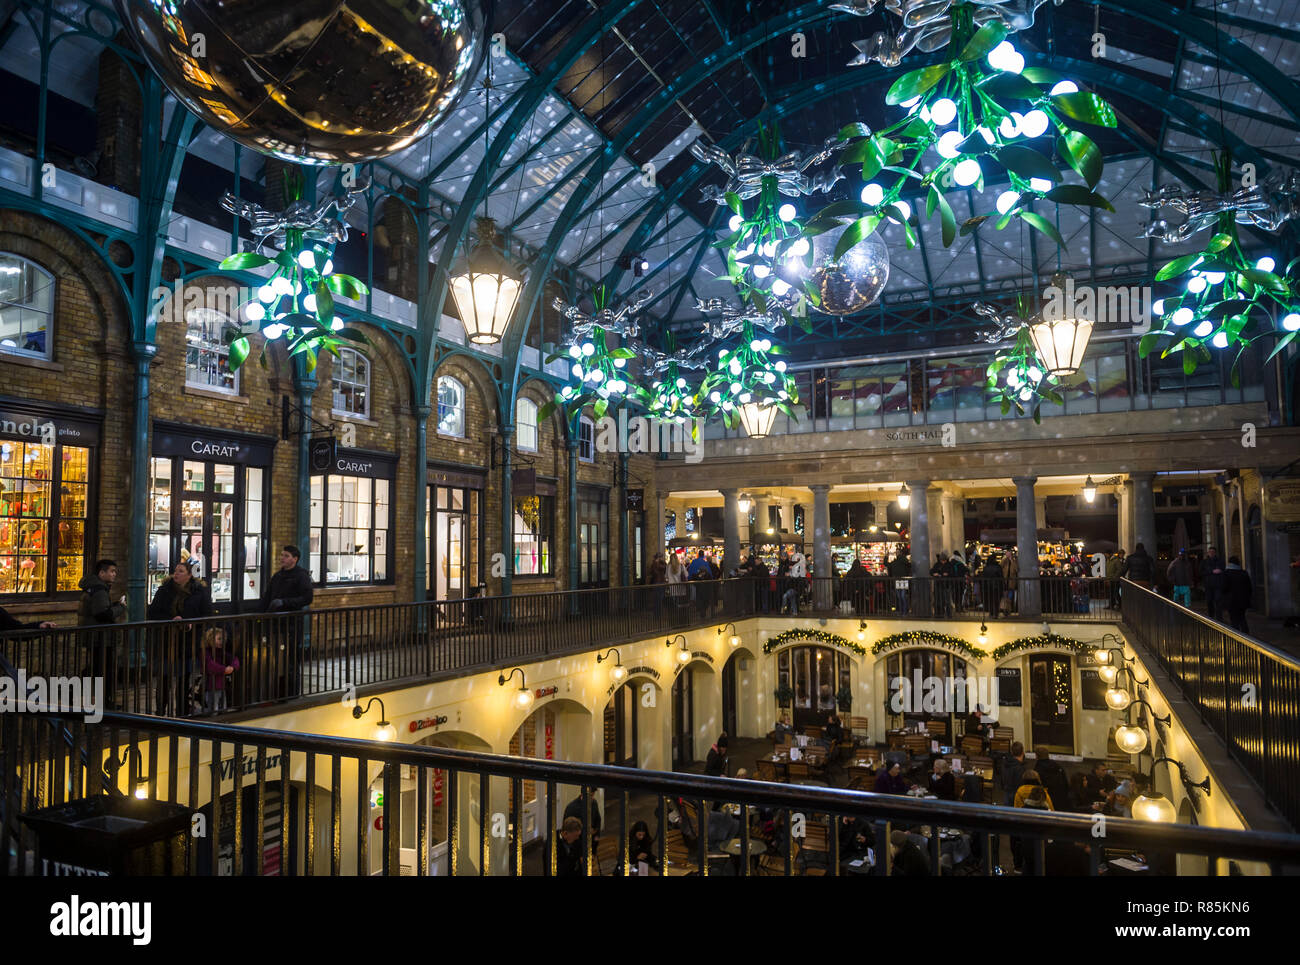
xmin=1093 ymin=0 xmax=1300 ymax=128
xmin=496 ymin=0 xmax=843 ymax=400
xmin=602 ymin=51 xmax=1259 ymax=324
xmin=417 ymin=0 xmax=645 ymax=407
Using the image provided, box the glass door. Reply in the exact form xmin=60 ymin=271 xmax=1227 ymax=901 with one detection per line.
xmin=1029 ymin=654 xmax=1075 ymax=753
xmin=429 ymin=484 xmax=481 ymax=600
xmin=149 ymin=457 xmax=264 ymax=613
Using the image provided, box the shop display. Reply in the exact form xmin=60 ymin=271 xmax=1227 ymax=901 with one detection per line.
xmin=0 ymin=439 xmax=89 ymax=596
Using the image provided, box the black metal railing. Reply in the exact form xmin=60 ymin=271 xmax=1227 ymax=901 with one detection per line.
xmin=0 ymin=577 xmax=1119 ymax=721
xmin=1122 ymin=580 xmax=1300 ymax=831
xmin=3 ymin=710 xmax=1296 ymax=877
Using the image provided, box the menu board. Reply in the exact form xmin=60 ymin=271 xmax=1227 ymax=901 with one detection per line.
xmin=1080 ymin=669 xmax=1109 ymax=710
xmin=996 ymin=666 xmax=1022 ymax=707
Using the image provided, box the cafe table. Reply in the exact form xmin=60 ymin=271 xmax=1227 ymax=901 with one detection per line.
xmin=720 ymin=837 xmax=768 ymax=874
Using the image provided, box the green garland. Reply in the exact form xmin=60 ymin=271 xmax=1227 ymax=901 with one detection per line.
xmin=990 ymin=633 xmax=1092 ymax=661
xmin=870 ymin=630 xmax=984 ymax=662
xmin=763 ymin=629 xmax=864 ymax=656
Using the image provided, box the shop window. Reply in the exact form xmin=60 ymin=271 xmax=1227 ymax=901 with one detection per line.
xmin=332 ymin=348 xmax=370 ymax=419
xmin=516 ymin=397 xmax=538 ymax=452
xmin=185 ymin=308 xmax=240 ymax=394
xmin=436 ymin=376 xmax=465 ymax=437
xmin=513 ymin=494 xmax=553 ymax=576
xmin=309 ymin=474 xmax=391 ymax=584
xmin=0 ymin=439 xmax=88 ymax=595
xmin=578 ymin=416 xmax=594 ymax=462
xmin=578 ymin=486 xmax=609 ymax=585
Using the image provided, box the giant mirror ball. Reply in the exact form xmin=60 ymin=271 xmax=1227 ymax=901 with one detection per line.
xmin=807 ymin=220 xmax=890 ymax=315
xmin=113 ymin=0 xmax=487 ymax=164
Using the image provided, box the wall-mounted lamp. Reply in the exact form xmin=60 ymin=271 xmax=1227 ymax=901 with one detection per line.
xmin=597 ymin=648 xmax=627 ymax=684
xmin=1132 ymin=757 xmax=1211 ymax=822
xmin=352 ymin=696 xmax=396 ymax=741
xmin=499 ymin=667 xmax=535 ymax=709
xmin=1104 ymin=666 xmax=1149 ymax=710
xmin=666 ymin=633 xmax=691 ymax=666
xmin=1112 ymin=699 xmax=1172 ymax=755
xmin=719 ymin=623 xmax=741 ymax=648
xmin=856 ymin=620 xmax=868 ymax=643
xmin=108 ymin=746 xmax=150 ymax=799
xmin=978 ymin=622 xmax=988 ymax=646
xmin=737 ymin=494 xmax=751 ymax=514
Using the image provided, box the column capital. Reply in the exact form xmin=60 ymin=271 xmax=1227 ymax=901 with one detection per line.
xmin=905 ymin=479 xmax=931 ymax=492
xmin=1129 ymin=471 xmax=1156 ymax=484
xmin=656 ymin=490 xmax=670 ymax=500
xmin=719 ymin=487 xmax=738 ymax=498
xmin=1011 ymin=475 xmax=1037 ymax=488
xmin=809 ymin=483 xmax=831 ymax=495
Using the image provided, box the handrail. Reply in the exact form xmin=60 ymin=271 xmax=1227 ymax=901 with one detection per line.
xmin=36 ymin=710 xmax=1300 ymax=867
xmin=1121 ymin=578 xmax=1300 ymax=672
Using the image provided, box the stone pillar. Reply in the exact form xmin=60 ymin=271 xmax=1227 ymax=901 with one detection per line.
xmin=812 ymin=485 xmax=832 ymax=610
xmin=1014 ymin=476 xmax=1040 ymax=617
xmin=1119 ymin=480 xmax=1136 ymax=552
xmin=1218 ymin=486 xmax=1232 ymax=558
xmin=942 ymin=494 xmax=965 ymax=555
xmin=907 ymin=480 xmax=932 ymax=616
xmin=721 ymin=488 xmax=741 ymax=579
xmin=798 ymin=501 xmax=812 ymax=538
xmin=926 ymin=488 xmax=945 ymax=563
xmin=655 ymin=491 xmax=669 ymax=555
xmin=1132 ymin=472 xmax=1156 ymax=555
xmin=754 ymin=495 xmax=771 ymax=539
xmin=779 ymin=499 xmax=794 ymax=535
xmin=1035 ymin=497 xmax=1047 ymax=530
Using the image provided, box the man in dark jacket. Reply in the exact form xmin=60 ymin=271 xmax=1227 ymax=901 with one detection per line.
xmin=981 ymin=554 xmax=1004 ymax=619
xmin=704 ymin=734 xmax=729 ymax=777
xmin=258 ymin=546 xmax=314 ymax=701
xmin=78 ymin=560 xmax=127 ymax=705
xmin=1166 ymin=549 xmax=1193 ymax=606
xmin=1202 ymin=547 xmax=1226 ymax=621
xmin=1001 ymin=741 xmax=1028 ymax=806
xmin=1223 ymin=556 xmax=1254 ymax=634
xmin=1120 ymin=543 xmax=1154 ymax=587
xmin=564 ymin=791 xmax=602 ymax=851
xmin=550 ymin=817 xmax=586 ymax=876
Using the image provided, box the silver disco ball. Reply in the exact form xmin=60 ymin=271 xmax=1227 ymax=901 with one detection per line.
xmin=113 ymin=0 xmax=487 ymax=164
xmin=808 ymin=220 xmax=890 ymax=315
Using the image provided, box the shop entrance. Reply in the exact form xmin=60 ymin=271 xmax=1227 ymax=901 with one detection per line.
xmin=780 ymin=645 xmax=852 ymax=731
xmin=427 ymin=483 xmax=481 ymax=600
xmin=671 ymin=667 xmax=694 ymax=769
xmin=603 ymin=681 xmax=640 ymax=767
xmin=1029 ymin=654 xmax=1075 ymax=753
xmin=884 ymin=649 xmax=971 ymax=740
xmin=148 ymin=457 xmax=267 ymax=613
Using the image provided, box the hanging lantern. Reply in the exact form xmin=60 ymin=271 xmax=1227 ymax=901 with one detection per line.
xmin=1082 ymin=476 xmax=1097 ymax=503
xmin=897 ymin=483 xmax=911 ymax=510
xmin=1029 ymin=273 xmax=1093 ymax=376
xmin=450 ymin=217 xmax=524 ymax=345
xmin=737 ymin=401 xmax=778 ymax=439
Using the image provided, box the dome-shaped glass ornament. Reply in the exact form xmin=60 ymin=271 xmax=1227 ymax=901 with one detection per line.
xmin=807 ymin=220 xmax=890 ymax=315
xmin=112 ymin=0 xmax=487 ymax=164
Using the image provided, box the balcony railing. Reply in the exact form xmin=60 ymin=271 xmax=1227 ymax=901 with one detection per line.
xmin=3 ymin=710 xmax=1297 ymax=877
xmin=1121 ymin=581 xmax=1300 ymax=831
xmin=0 ymin=577 xmax=1119 ymax=720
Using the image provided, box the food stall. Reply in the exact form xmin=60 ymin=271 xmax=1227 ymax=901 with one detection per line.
xmin=832 ymin=532 xmax=905 ymax=576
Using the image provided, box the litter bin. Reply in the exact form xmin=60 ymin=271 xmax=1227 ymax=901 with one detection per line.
xmin=22 ymin=795 xmax=192 ymax=876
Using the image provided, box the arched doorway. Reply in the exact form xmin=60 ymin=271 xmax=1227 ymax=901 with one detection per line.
xmin=721 ymin=647 xmax=757 ymax=739
xmin=883 ymin=649 xmax=971 ymax=738
xmin=780 ymin=644 xmax=853 ymax=730
xmin=671 ymin=660 xmax=717 ymax=770
xmin=605 ymin=678 xmax=647 ymax=767
xmin=366 ymin=729 xmax=491 ymax=876
xmin=507 ymin=699 xmax=591 ymax=847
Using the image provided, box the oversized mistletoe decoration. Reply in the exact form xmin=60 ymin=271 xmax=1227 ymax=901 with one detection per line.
xmin=219 ymin=167 xmax=370 ymax=372
xmin=695 ymin=323 xmax=800 ymax=429
xmin=1139 ymin=153 xmax=1300 ymax=378
xmin=807 ymin=5 xmax=1116 ymax=260
xmin=540 ymin=285 xmax=649 ymax=423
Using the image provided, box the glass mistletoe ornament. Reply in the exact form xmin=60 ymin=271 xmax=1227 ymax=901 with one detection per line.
xmin=1140 ymin=154 xmax=1300 ymax=377
xmin=808 ymin=7 xmax=1116 ymax=262
xmin=219 ymin=168 xmax=370 ymax=372
xmin=979 ymin=296 xmax=1065 ymax=422
xmin=696 ymin=323 xmax=800 ymax=436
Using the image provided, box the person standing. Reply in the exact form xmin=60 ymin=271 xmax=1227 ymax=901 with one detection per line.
xmin=981 ymin=553 xmax=1004 ymax=620
xmin=704 ymin=734 xmax=729 ymax=777
xmin=1166 ymin=549 xmax=1193 ymax=607
xmin=1202 ymin=546 xmax=1225 ymax=621
xmin=1223 ymin=556 xmax=1254 ymax=634
xmin=1003 ymin=548 xmax=1019 ymax=615
xmin=888 ymin=551 xmax=910 ymax=615
xmin=648 ymin=551 xmax=667 ymax=619
xmin=147 ymin=560 xmax=214 ymax=715
xmin=1120 ymin=543 xmax=1154 ymax=588
xmin=257 ymin=545 xmax=314 ymax=701
xmin=79 ymin=560 xmax=127 ymax=707
xmin=1107 ymin=548 xmax=1125 ymax=609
